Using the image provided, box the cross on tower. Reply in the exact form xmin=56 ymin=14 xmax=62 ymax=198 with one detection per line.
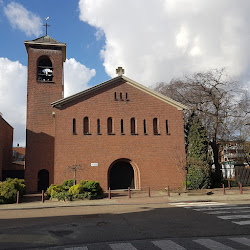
xmin=43 ymin=17 xmax=50 ymax=36
xmin=116 ymin=67 xmax=125 ymax=76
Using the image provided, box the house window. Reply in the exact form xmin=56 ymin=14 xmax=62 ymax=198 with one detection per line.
xmin=73 ymin=118 xmax=76 ymax=135
xmin=37 ymin=56 xmax=53 ymax=82
xmin=107 ymin=117 xmax=113 ymax=134
xmin=166 ymin=120 xmax=169 ymax=134
xmin=121 ymin=119 xmax=124 ymax=134
xmin=114 ymin=92 xmax=117 ymax=100
xmin=120 ymin=92 xmax=123 ymax=100
xmin=143 ymin=119 xmax=147 ymax=134
xmin=131 ymin=118 xmax=136 ymax=134
xmin=97 ymin=119 xmax=101 ymax=134
xmin=153 ymin=118 xmax=159 ymax=135
xmin=83 ymin=116 xmax=89 ymax=134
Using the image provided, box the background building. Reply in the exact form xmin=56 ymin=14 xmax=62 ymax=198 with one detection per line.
xmin=0 ymin=114 xmax=13 ymax=181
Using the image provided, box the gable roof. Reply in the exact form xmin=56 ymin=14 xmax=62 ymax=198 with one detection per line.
xmin=51 ymin=75 xmax=187 ymax=110
xmin=24 ymin=35 xmax=66 ymax=61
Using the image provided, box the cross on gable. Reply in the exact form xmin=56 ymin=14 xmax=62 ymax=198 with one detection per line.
xmin=116 ymin=67 xmax=125 ymax=76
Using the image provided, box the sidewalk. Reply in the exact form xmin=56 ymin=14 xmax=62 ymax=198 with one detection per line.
xmin=0 ymin=187 xmax=249 ymax=210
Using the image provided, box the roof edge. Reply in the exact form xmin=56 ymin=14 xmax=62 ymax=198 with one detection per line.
xmin=51 ymin=75 xmax=187 ymax=110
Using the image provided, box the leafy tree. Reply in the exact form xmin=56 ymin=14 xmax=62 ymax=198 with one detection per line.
xmin=155 ymin=68 xmax=250 ymax=182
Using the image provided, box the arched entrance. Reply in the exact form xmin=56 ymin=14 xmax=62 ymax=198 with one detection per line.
xmin=37 ymin=169 xmax=49 ymax=192
xmin=108 ymin=159 xmax=140 ymax=190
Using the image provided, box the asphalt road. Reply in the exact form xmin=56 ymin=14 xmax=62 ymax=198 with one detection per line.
xmin=0 ymin=202 xmax=250 ymax=249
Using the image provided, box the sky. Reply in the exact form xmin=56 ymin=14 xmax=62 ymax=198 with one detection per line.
xmin=0 ymin=0 xmax=249 ymax=147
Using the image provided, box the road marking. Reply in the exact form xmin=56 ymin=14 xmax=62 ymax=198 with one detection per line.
xmin=64 ymin=247 xmax=88 ymax=250
xmin=229 ymin=237 xmax=250 ymax=246
xmin=232 ymin=220 xmax=250 ymax=225
xmin=205 ymin=211 xmax=231 ymax=214
xmin=218 ymin=214 xmax=250 ymax=220
xmin=171 ymin=202 xmax=226 ymax=207
xmin=152 ymin=240 xmax=186 ymax=249
xmin=194 ymin=239 xmax=235 ymax=250
xmin=205 ymin=209 xmax=250 ymax=215
xmin=110 ymin=243 xmax=138 ymax=250
xmin=194 ymin=206 xmax=249 ymax=212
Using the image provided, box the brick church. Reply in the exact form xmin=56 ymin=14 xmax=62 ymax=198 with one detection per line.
xmin=24 ymin=34 xmax=186 ymax=193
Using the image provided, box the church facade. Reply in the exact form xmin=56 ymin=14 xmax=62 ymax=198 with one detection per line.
xmin=24 ymin=35 xmax=186 ymax=193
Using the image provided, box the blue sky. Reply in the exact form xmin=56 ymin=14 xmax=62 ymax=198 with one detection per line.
xmin=0 ymin=0 xmax=108 ymax=84
xmin=0 ymin=0 xmax=249 ymax=146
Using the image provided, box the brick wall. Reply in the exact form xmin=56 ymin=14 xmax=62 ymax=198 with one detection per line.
xmin=53 ymin=79 xmax=186 ymax=190
xmin=0 ymin=116 xmax=13 ymax=180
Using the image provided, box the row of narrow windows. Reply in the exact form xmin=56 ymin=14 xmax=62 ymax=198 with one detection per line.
xmin=114 ymin=92 xmax=129 ymax=101
xmin=73 ymin=117 xmax=169 ymax=135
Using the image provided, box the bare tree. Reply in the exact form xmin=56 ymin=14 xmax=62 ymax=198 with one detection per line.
xmin=155 ymin=68 xmax=250 ymax=179
xmin=67 ymin=164 xmax=83 ymax=185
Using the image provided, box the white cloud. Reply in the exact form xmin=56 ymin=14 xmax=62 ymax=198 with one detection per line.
xmin=0 ymin=57 xmax=95 ymax=146
xmin=4 ymin=2 xmax=42 ymax=37
xmin=0 ymin=58 xmax=27 ymax=146
xmin=64 ymin=58 xmax=96 ymax=97
xmin=78 ymin=0 xmax=250 ymax=86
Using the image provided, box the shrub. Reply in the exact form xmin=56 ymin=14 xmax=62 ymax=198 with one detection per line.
xmin=45 ymin=184 xmax=65 ymax=199
xmin=187 ymin=158 xmax=211 ymax=189
xmin=46 ymin=179 xmax=103 ymax=201
xmin=62 ymin=179 xmax=75 ymax=190
xmin=55 ymin=191 xmax=73 ymax=201
xmin=0 ymin=178 xmax=26 ymax=204
xmin=83 ymin=180 xmax=103 ymax=199
xmin=68 ymin=184 xmax=84 ymax=196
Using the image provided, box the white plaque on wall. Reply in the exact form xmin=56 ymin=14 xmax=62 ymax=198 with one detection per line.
xmin=91 ymin=163 xmax=98 ymax=167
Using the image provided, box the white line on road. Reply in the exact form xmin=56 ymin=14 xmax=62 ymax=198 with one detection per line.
xmin=232 ymin=220 xmax=250 ymax=225
xmin=64 ymin=247 xmax=88 ymax=250
xmin=218 ymin=214 xmax=250 ymax=220
xmin=152 ymin=240 xmax=186 ymax=250
xmin=229 ymin=237 xmax=250 ymax=246
xmin=205 ymin=211 xmax=231 ymax=214
xmin=171 ymin=202 xmax=226 ymax=207
xmin=206 ymin=209 xmax=250 ymax=215
xmin=194 ymin=206 xmax=249 ymax=212
xmin=109 ymin=243 xmax=138 ymax=250
xmin=194 ymin=239 xmax=235 ymax=250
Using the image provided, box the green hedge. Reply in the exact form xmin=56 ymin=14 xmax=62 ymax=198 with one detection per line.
xmin=0 ymin=178 xmax=26 ymax=204
xmin=46 ymin=180 xmax=103 ymax=201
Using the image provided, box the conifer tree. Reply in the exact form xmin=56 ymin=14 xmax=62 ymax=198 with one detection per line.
xmin=186 ymin=113 xmax=211 ymax=189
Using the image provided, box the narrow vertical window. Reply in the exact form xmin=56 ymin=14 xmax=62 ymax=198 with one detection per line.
xmin=153 ymin=118 xmax=159 ymax=135
xmin=97 ymin=119 xmax=100 ymax=134
xmin=114 ymin=92 xmax=117 ymax=100
xmin=131 ymin=118 xmax=136 ymax=134
xmin=121 ymin=119 xmax=124 ymax=134
xmin=126 ymin=92 xmax=128 ymax=100
xmin=166 ymin=120 xmax=169 ymax=134
xmin=120 ymin=92 xmax=123 ymax=100
xmin=73 ymin=118 xmax=76 ymax=134
xmin=143 ymin=119 xmax=147 ymax=134
xmin=107 ymin=117 xmax=113 ymax=134
xmin=83 ymin=116 xmax=89 ymax=134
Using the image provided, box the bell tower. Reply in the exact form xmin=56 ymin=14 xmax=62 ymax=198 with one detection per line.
xmin=24 ymin=35 xmax=66 ymax=193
